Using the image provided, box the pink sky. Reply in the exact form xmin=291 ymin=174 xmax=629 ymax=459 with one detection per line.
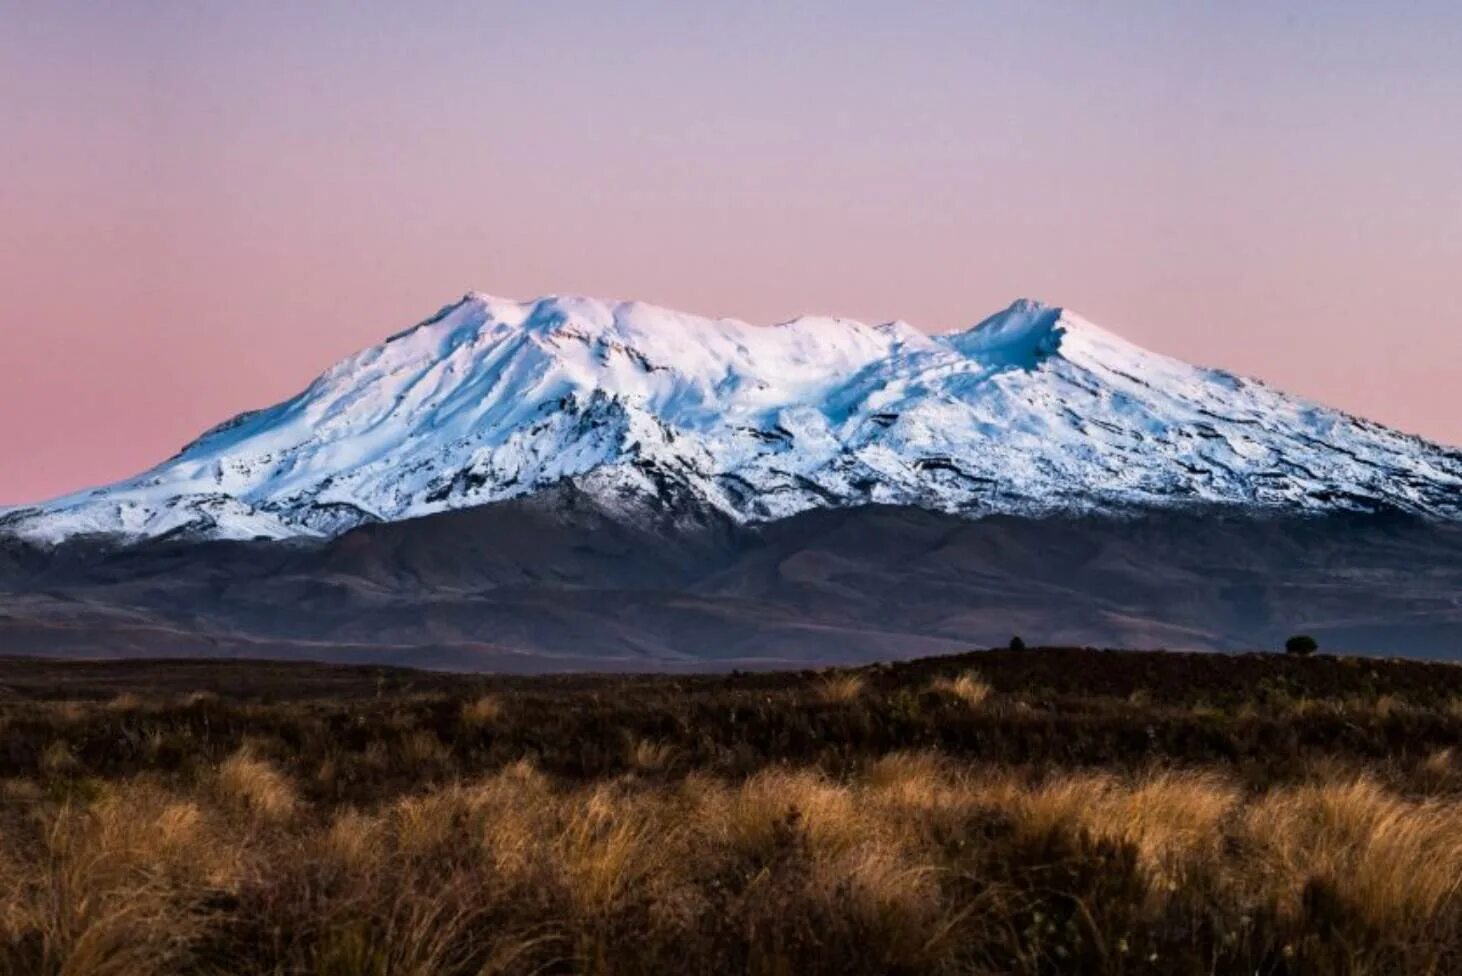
xmin=3 ymin=2 xmax=1460 ymax=505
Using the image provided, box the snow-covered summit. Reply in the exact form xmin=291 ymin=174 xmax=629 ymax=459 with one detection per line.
xmin=4 ymin=293 xmax=1459 ymax=544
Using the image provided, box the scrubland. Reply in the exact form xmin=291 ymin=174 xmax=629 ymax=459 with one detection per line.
xmin=1 ymin=647 xmax=1461 ymax=974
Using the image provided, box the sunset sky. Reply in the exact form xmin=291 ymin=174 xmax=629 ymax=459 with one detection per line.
xmin=3 ymin=1 xmax=1460 ymax=504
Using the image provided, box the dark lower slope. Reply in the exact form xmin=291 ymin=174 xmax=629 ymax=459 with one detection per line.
xmin=1 ymin=498 xmax=1459 ymax=668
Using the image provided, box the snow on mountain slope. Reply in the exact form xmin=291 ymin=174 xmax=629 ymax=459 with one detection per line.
xmin=3 ymin=294 xmax=1459 ymax=544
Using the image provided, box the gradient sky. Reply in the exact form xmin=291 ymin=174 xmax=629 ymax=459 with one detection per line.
xmin=4 ymin=1 xmax=1461 ymax=505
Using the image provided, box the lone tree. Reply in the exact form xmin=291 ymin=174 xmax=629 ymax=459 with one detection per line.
xmin=1009 ymin=635 xmax=1026 ymax=652
xmin=1285 ymin=634 xmax=1319 ymax=656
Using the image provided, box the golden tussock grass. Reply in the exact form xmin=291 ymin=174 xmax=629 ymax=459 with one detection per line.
xmin=814 ymin=672 xmax=866 ymax=704
xmin=215 ymin=746 xmax=298 ymax=822
xmin=1419 ymin=746 xmax=1460 ymax=791
xmin=625 ymin=736 xmax=676 ymax=772
xmin=38 ymin=741 xmax=81 ymax=777
xmin=103 ymin=692 xmax=144 ymax=713
xmin=400 ymin=729 xmax=451 ymax=766
xmin=319 ymin=808 xmax=382 ymax=872
xmin=3 ymin=755 xmax=1462 ymax=974
xmin=4 ymin=646 xmax=1462 ymax=974
xmin=1372 ymin=692 xmax=1410 ymax=719
xmin=1242 ymin=775 xmax=1462 ymax=929
xmin=556 ymin=784 xmax=673 ymax=914
xmin=1041 ymin=769 xmax=1237 ymax=896
xmin=929 ymin=671 xmax=993 ymax=707
xmin=0 ymin=782 xmax=242 ymax=976
xmin=460 ymin=694 xmax=503 ymax=727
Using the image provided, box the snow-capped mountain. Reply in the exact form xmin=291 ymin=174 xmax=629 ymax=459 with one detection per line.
xmin=4 ymin=293 xmax=1460 ymax=545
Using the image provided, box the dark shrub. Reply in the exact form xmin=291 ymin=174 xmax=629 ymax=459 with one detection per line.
xmin=1285 ymin=634 xmax=1319 ymax=656
xmin=1009 ymin=635 xmax=1026 ymax=651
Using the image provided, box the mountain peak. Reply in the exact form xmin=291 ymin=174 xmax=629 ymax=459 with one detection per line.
xmin=4 ymin=291 xmax=1459 ymax=545
xmin=426 ymin=292 xmax=1095 ymax=358
xmin=943 ymin=298 xmax=1065 ymax=360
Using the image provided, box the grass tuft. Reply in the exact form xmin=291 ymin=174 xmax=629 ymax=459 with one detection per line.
xmin=814 ymin=672 xmax=866 ymax=704
xmin=930 ymin=671 xmax=993 ymax=706
xmin=216 ymin=746 xmax=298 ymax=822
xmin=460 ymin=694 xmax=503 ymax=728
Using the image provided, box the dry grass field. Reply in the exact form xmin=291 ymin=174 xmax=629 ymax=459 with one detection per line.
xmin=1 ymin=647 xmax=1461 ymax=974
